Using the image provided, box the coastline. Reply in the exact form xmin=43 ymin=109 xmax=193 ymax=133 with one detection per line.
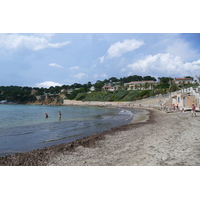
xmin=0 ymin=107 xmax=150 ymax=166
xmin=131 ymin=109 xmax=150 ymax=124
xmin=48 ymin=108 xmax=200 ymax=166
xmin=1 ymin=102 xmax=200 ymax=166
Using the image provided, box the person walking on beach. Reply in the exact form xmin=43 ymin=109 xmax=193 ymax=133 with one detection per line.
xmin=191 ymin=104 xmax=197 ymax=117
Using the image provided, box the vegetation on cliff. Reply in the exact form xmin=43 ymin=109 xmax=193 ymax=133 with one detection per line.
xmin=0 ymin=86 xmax=37 ymax=104
xmin=74 ymin=90 xmax=154 ymax=102
xmin=0 ymin=75 xmax=198 ymax=104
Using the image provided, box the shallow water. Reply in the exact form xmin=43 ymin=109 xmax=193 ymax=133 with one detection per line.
xmin=0 ymin=104 xmax=142 ymax=156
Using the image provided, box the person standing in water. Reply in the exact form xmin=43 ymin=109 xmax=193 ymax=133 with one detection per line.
xmin=58 ymin=111 xmax=62 ymax=119
xmin=45 ymin=112 xmax=48 ymax=118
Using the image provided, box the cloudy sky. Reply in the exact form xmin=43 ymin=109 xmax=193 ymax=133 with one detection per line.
xmin=0 ymin=33 xmax=200 ymax=88
xmin=1 ymin=0 xmax=200 ymax=197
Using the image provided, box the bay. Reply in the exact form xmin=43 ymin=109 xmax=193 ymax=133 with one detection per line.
xmin=0 ymin=104 xmax=141 ymax=157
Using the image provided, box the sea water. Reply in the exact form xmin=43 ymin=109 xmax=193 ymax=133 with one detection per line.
xmin=0 ymin=104 xmax=142 ymax=157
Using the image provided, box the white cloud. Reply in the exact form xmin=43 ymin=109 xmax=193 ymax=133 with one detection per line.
xmin=183 ymin=60 xmax=200 ymax=73
xmin=102 ymin=73 xmax=108 ymax=78
xmin=91 ymin=64 xmax=97 ymax=69
xmin=165 ymin=38 xmax=200 ymax=62
xmin=34 ymin=33 xmax=55 ymax=38
xmin=94 ymin=73 xmax=108 ymax=79
xmin=74 ymin=73 xmax=88 ymax=79
xmin=35 ymin=81 xmax=62 ymax=88
xmin=125 ymin=53 xmax=200 ymax=78
xmin=120 ymin=68 xmax=126 ymax=72
xmin=0 ymin=34 xmax=70 ymax=51
xmin=98 ymin=56 xmax=105 ymax=63
xmin=69 ymin=66 xmax=80 ymax=70
xmin=107 ymin=39 xmax=144 ymax=59
xmin=49 ymin=63 xmax=64 ymax=68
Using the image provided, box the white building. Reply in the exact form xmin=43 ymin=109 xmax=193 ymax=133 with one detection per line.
xmin=89 ymin=86 xmax=95 ymax=91
xmin=174 ymin=78 xmax=193 ymax=86
xmin=124 ymin=80 xmax=155 ymax=90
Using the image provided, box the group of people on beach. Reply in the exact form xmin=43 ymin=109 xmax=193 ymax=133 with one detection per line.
xmin=44 ymin=111 xmax=62 ymax=119
xmin=172 ymin=104 xmax=179 ymax=111
xmin=180 ymin=103 xmax=198 ymax=117
xmin=171 ymin=103 xmax=198 ymax=117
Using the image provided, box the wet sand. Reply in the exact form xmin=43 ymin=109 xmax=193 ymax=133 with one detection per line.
xmin=1 ymin=107 xmax=200 ymax=166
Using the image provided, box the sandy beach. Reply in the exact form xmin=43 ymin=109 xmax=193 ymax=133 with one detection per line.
xmin=48 ymin=109 xmax=200 ymax=166
xmin=1 ymin=105 xmax=200 ymax=166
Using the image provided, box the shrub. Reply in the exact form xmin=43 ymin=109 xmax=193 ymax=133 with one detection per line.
xmin=114 ymin=90 xmax=129 ymax=101
xmin=75 ymin=93 xmax=87 ymax=100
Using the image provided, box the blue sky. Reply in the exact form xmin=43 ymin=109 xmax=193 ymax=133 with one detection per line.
xmin=0 ymin=33 xmax=200 ymax=88
xmin=1 ymin=0 xmax=200 ymax=197
xmin=0 ymin=33 xmax=200 ymax=87
xmin=1 ymin=1 xmax=200 ymax=88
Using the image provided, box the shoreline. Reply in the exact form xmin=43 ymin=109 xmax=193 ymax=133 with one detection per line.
xmin=47 ymin=109 xmax=200 ymax=166
xmin=1 ymin=103 xmax=200 ymax=166
xmin=0 ymin=107 xmax=151 ymax=166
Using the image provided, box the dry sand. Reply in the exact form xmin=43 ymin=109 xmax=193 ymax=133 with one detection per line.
xmin=1 ymin=107 xmax=199 ymax=166
xmin=48 ymin=109 xmax=200 ymax=166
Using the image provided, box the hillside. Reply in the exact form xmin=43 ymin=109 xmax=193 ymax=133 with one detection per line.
xmin=73 ymin=90 xmax=154 ymax=102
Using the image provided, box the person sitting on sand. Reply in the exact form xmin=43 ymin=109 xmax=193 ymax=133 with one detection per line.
xmin=181 ymin=108 xmax=185 ymax=113
xmin=191 ymin=104 xmax=197 ymax=117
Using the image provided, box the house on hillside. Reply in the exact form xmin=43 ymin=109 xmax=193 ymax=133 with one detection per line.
xmin=66 ymin=89 xmax=74 ymax=94
xmin=113 ymin=85 xmax=122 ymax=90
xmin=102 ymin=83 xmax=123 ymax=91
xmin=124 ymin=80 xmax=155 ymax=90
xmin=87 ymin=86 xmax=95 ymax=93
xmin=89 ymin=86 xmax=95 ymax=91
xmin=61 ymin=89 xmax=67 ymax=93
xmin=102 ymin=85 xmax=115 ymax=91
xmin=0 ymin=100 xmax=7 ymax=104
xmin=174 ymin=77 xmax=193 ymax=86
xmin=31 ymin=89 xmax=38 ymax=95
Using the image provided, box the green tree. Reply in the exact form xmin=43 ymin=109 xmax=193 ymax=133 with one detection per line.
xmin=109 ymin=77 xmax=119 ymax=83
xmin=144 ymin=82 xmax=150 ymax=89
xmin=94 ymin=80 xmax=104 ymax=91
xmin=196 ymin=75 xmax=200 ymax=82
xmin=143 ymin=76 xmax=156 ymax=81
xmin=184 ymin=76 xmax=193 ymax=80
xmin=158 ymin=77 xmax=173 ymax=89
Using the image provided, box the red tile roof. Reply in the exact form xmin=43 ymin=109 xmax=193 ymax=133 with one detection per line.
xmin=174 ymin=78 xmax=193 ymax=80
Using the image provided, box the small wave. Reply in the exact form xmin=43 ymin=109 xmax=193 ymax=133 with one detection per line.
xmin=15 ymin=131 xmax=34 ymax=136
xmin=41 ymin=132 xmax=86 ymax=144
xmin=119 ymin=109 xmax=134 ymax=116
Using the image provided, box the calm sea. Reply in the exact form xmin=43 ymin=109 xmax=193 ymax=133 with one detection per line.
xmin=0 ymin=104 xmax=141 ymax=157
